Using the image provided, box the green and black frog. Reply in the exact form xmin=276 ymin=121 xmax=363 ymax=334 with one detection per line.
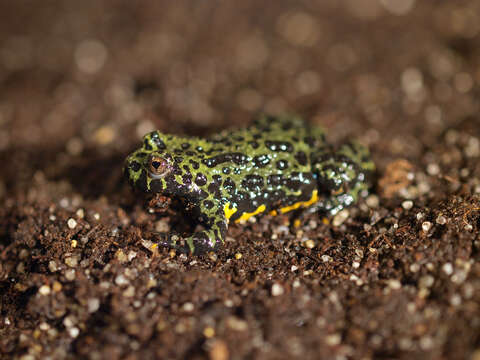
xmin=124 ymin=115 xmax=374 ymax=254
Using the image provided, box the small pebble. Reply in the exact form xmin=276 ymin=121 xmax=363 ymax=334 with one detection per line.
xmin=66 ymin=137 xmax=84 ymax=156
xmin=203 ymin=326 xmax=215 ymax=338
xmin=115 ymin=274 xmax=128 ymax=286
xmin=182 ymin=302 xmax=194 ymax=312
xmin=76 ymin=208 xmax=85 ymax=218
xmin=19 ymin=355 xmax=35 ymax=360
xmin=226 ymin=316 xmax=248 ymax=331
xmin=127 ymin=251 xmax=137 ymax=262
xmin=65 ymin=256 xmax=78 ymax=267
xmin=123 ymin=286 xmax=135 ymax=297
xmin=419 ymin=275 xmax=434 ymax=288
xmin=115 ymin=249 xmax=128 ymax=263
xmin=67 ymin=218 xmax=77 ymax=229
xmin=450 ymin=294 xmax=461 ymax=306
xmin=63 ymin=316 xmax=75 ymax=328
xmin=304 ymin=239 xmax=315 ymax=249
xmin=366 ymin=194 xmax=379 ymax=208
xmin=325 ymin=333 xmax=341 ymax=346
xmin=442 ymin=262 xmax=453 ymax=276
xmin=421 ymin=221 xmax=432 ymax=232
xmin=38 ymin=285 xmax=51 ymax=296
xmin=52 ymin=281 xmax=62 ymax=292
xmin=436 ymin=215 xmax=447 ymax=225
xmin=464 ymin=137 xmax=480 ymax=158
xmin=65 ymin=269 xmax=76 ymax=281
xmin=402 ymin=200 xmax=414 ymax=210
xmin=388 ymin=279 xmax=402 ymax=290
xmin=68 ymin=327 xmax=80 ymax=338
xmin=410 ymin=263 xmax=420 ymax=273
xmin=426 ymin=163 xmax=440 ymax=176
xmin=88 ymin=298 xmax=100 ymax=313
xmin=224 ymin=299 xmax=234 ymax=307
xmin=419 ymin=336 xmax=433 ymax=350
xmin=271 ymin=283 xmax=284 ymax=296
xmin=332 ymin=209 xmax=350 ymax=226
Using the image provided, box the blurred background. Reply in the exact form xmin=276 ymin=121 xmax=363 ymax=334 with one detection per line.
xmin=2 ymin=0 xmax=478 ymax=158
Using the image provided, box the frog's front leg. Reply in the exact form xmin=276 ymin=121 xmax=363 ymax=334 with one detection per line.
xmin=150 ymin=204 xmax=228 ymax=255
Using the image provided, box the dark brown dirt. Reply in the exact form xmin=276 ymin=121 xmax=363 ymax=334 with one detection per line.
xmin=1 ymin=1 xmax=480 ymax=359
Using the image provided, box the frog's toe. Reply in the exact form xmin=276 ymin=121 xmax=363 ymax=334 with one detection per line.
xmin=143 ymin=230 xmax=222 ymax=255
xmin=185 ymin=232 xmax=223 ymax=255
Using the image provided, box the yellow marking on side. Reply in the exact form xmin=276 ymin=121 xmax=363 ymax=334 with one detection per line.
xmin=322 ymin=217 xmax=330 ymax=225
xmin=293 ymin=219 xmax=302 ymax=228
xmin=235 ymin=204 xmax=266 ymax=223
xmin=269 ymin=210 xmax=278 ymax=216
xmin=224 ymin=202 xmax=238 ymax=220
xmin=278 ymin=190 xmax=319 ymax=214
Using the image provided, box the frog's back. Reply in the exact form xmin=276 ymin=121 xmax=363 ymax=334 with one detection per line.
xmin=201 ymin=115 xmax=325 ymax=222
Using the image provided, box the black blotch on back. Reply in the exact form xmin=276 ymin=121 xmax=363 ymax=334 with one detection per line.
xmin=189 ymin=160 xmax=200 ymax=169
xmin=265 ymin=141 xmax=293 ymax=153
xmin=267 ymin=174 xmax=284 ymax=186
xmin=241 ymin=175 xmax=264 ymax=192
xmin=202 ymin=153 xmax=249 ymax=168
xmin=195 ymin=173 xmax=207 ymax=186
xmin=304 ymin=136 xmax=315 ymax=147
xmin=276 ymin=160 xmax=288 ymax=170
xmin=294 ymin=151 xmax=308 ymax=166
xmin=223 ymin=177 xmax=236 ymax=195
xmin=253 ymin=154 xmax=270 ymax=168
xmin=203 ymin=200 xmax=214 ymax=209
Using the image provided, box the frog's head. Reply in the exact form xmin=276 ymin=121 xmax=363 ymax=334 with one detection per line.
xmin=124 ymin=131 xmax=182 ymax=195
xmin=315 ymin=142 xmax=375 ymax=215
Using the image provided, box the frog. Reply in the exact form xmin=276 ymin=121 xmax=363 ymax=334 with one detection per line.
xmin=124 ymin=114 xmax=374 ymax=255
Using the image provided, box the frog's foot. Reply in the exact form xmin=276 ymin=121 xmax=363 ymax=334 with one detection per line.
xmin=145 ymin=222 xmax=227 ymax=255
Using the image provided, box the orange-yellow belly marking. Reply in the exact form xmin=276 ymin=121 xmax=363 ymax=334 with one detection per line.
xmin=224 ymin=202 xmax=237 ymax=220
xmin=235 ymin=204 xmax=266 ymax=223
xmin=269 ymin=190 xmax=319 ymax=216
xmin=224 ymin=190 xmax=318 ymax=223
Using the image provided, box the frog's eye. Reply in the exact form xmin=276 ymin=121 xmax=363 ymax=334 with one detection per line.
xmin=148 ymin=155 xmax=169 ymax=178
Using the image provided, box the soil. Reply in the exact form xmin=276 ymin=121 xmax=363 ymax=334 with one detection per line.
xmin=1 ymin=1 xmax=480 ymax=359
